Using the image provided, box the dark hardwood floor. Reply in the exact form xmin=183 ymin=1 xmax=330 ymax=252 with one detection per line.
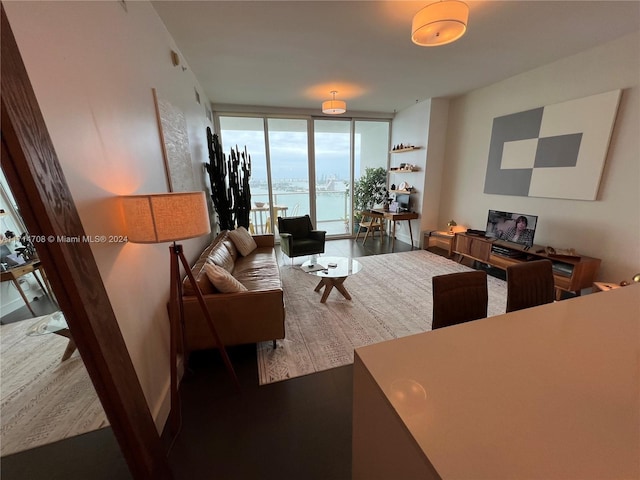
xmin=166 ymin=237 xmax=414 ymax=480
xmin=1 ymin=237 xmax=415 ymax=480
xmin=1 ymin=428 xmax=132 ymax=480
xmin=0 ymin=292 xmax=59 ymax=325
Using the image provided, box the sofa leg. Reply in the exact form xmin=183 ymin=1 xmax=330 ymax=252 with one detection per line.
xmin=273 ymin=340 xmax=277 ymax=349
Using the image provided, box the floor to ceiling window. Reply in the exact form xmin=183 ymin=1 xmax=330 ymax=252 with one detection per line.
xmin=314 ymin=119 xmax=351 ymax=235
xmin=217 ymin=114 xmax=389 ymax=238
xmin=267 ymin=118 xmax=310 ymax=231
xmin=217 ymin=117 xmax=270 ymax=234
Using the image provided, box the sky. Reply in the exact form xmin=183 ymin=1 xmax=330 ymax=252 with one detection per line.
xmin=219 ymin=130 xmax=359 ymax=183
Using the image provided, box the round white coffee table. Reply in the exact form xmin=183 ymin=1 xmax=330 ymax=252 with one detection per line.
xmin=301 ymin=256 xmax=362 ymax=303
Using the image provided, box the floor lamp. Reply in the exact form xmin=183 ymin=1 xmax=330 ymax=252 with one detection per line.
xmin=120 ymin=191 xmax=239 ymax=435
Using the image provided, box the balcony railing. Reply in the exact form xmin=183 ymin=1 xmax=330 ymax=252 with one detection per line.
xmin=250 ymin=189 xmax=351 ymax=236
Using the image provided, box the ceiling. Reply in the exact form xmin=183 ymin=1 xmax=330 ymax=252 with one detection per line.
xmin=152 ymin=1 xmax=640 ymax=115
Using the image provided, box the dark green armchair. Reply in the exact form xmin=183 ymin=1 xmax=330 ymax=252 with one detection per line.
xmin=277 ymin=215 xmax=326 ymax=259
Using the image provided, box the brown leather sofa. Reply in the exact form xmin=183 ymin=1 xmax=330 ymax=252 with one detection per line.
xmin=181 ymin=231 xmax=285 ymax=352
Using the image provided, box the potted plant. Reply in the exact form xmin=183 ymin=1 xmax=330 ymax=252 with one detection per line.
xmin=353 ymin=166 xmax=387 ymax=226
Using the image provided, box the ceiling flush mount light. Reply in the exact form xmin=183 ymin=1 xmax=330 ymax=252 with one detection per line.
xmin=412 ymin=0 xmax=469 ymax=47
xmin=322 ymin=91 xmax=346 ymax=115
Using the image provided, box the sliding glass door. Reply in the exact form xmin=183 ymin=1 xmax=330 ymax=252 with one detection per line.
xmin=267 ymin=118 xmax=310 ymax=230
xmin=217 ymin=117 xmax=270 ymax=235
xmin=314 ymin=120 xmax=351 ymax=235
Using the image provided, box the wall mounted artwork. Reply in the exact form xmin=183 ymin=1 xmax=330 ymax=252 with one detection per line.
xmin=152 ymin=88 xmax=196 ymax=192
xmin=483 ymin=89 xmax=621 ymax=200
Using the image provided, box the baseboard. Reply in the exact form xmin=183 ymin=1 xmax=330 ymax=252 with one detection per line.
xmin=154 ymin=355 xmax=186 ymax=436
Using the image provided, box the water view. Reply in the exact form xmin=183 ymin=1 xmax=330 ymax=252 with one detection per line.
xmin=250 ymin=177 xmax=351 ymax=236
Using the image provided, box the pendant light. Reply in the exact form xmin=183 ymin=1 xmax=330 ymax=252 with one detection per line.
xmin=322 ymin=91 xmax=347 ymax=115
xmin=411 ymin=0 xmax=469 ymax=47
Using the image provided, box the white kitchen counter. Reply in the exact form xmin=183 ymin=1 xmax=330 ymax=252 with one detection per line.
xmin=353 ymin=284 xmax=640 ymax=479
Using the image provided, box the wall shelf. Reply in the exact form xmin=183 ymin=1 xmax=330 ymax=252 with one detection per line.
xmin=389 ymin=167 xmax=419 ymax=173
xmin=389 ymin=189 xmax=416 ymax=194
xmin=389 ymin=146 xmax=419 ymax=154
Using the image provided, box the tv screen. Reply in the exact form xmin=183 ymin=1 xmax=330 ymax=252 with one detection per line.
xmin=485 ymin=210 xmax=538 ymax=247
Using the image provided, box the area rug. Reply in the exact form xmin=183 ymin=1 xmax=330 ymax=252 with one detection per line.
xmin=1 ymin=312 xmax=109 ymax=456
xmin=257 ymin=250 xmax=507 ymax=385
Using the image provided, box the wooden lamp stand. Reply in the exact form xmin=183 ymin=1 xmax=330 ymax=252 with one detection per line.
xmin=167 ymin=242 xmax=239 ymax=433
xmin=121 ymin=191 xmax=239 ymax=439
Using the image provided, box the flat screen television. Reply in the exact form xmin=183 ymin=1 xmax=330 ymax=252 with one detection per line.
xmin=485 ymin=210 xmax=538 ymax=247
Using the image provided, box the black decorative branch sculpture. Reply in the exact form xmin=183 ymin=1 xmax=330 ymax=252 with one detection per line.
xmin=229 ymin=145 xmax=252 ymax=230
xmin=205 ymin=127 xmax=252 ymax=231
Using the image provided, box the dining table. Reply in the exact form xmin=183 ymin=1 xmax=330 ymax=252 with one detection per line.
xmin=250 ymin=204 xmax=288 ymax=233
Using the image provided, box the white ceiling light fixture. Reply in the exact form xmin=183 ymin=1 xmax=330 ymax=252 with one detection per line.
xmin=411 ymin=0 xmax=469 ymax=47
xmin=322 ymin=91 xmax=347 ymax=115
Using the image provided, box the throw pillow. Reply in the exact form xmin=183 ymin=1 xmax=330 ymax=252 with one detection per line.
xmin=228 ymin=227 xmax=257 ymax=256
xmin=204 ymin=263 xmax=247 ymax=293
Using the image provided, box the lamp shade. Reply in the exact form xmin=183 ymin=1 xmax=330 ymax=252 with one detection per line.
xmin=322 ymin=90 xmax=347 ymax=115
xmin=412 ymin=0 xmax=469 ymax=47
xmin=322 ymin=99 xmax=347 ymax=115
xmin=121 ymin=191 xmax=210 ymax=244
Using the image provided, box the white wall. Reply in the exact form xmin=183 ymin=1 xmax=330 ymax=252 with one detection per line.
xmin=440 ymin=32 xmax=640 ymax=283
xmin=420 ymin=98 xmax=449 ymax=237
xmin=391 ymin=98 xmax=450 ymax=247
xmin=5 ymin=0 xmax=214 ymax=430
xmin=390 ymin=100 xmax=429 ymax=247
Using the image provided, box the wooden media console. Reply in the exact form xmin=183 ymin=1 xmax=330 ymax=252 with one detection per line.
xmin=453 ymin=232 xmax=601 ymax=299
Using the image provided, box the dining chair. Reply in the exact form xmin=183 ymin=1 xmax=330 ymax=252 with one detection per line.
xmin=432 ymin=270 xmax=488 ymax=330
xmin=506 ymin=259 xmax=555 ymax=312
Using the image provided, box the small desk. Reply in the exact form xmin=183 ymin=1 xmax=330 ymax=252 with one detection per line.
xmin=0 ymin=260 xmax=55 ymax=316
xmin=370 ymin=209 xmax=419 ymax=251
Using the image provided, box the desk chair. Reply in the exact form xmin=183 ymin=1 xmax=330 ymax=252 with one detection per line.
xmin=355 ymin=211 xmax=385 ymax=244
xmin=506 ymin=259 xmax=555 ymax=312
xmin=432 ymin=270 xmax=488 ymax=330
